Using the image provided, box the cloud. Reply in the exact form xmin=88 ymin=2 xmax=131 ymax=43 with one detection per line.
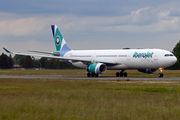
xmin=131 ymin=7 xmax=150 ymax=15
xmin=1 ymin=0 xmax=180 ymax=54
xmin=0 ymin=7 xmax=180 ymax=37
xmin=0 ymin=17 xmax=42 ymax=36
xmin=0 ymin=0 xmax=175 ymax=16
xmin=0 ymin=13 xmax=66 ymax=36
xmin=1 ymin=40 xmax=54 ymax=54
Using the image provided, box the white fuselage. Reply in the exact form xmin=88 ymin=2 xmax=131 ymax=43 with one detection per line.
xmin=64 ymin=49 xmax=177 ymax=70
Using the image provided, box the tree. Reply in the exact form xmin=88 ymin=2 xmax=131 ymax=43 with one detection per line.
xmin=0 ymin=53 xmax=13 ymax=69
xmin=169 ymin=40 xmax=180 ymax=69
xmin=44 ymin=59 xmax=78 ymax=69
xmin=13 ymin=55 xmax=24 ymax=64
xmin=7 ymin=54 xmax=13 ymax=68
xmin=0 ymin=53 xmax=8 ymax=69
xmin=38 ymin=57 xmax=47 ymax=68
xmin=20 ymin=56 xmax=34 ymax=68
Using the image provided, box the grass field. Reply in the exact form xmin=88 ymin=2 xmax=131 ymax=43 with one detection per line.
xmin=0 ymin=78 xmax=180 ymax=119
xmin=0 ymin=69 xmax=180 ymax=119
xmin=0 ymin=69 xmax=180 ymax=77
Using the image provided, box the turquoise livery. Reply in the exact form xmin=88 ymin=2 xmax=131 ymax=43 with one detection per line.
xmin=51 ymin=25 xmax=71 ymax=56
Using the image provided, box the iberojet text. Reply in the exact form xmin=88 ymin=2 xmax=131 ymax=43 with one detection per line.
xmin=133 ymin=52 xmax=153 ymax=59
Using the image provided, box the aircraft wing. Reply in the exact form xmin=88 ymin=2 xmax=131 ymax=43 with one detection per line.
xmin=3 ymin=47 xmax=121 ymax=65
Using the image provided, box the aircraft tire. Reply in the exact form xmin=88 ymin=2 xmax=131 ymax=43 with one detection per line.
xmin=92 ymin=73 xmax=95 ymax=77
xmin=87 ymin=73 xmax=91 ymax=77
xmin=124 ymin=72 xmax=127 ymax=77
xmin=95 ymin=74 xmax=99 ymax=77
xmin=116 ymin=72 xmax=119 ymax=77
xmin=120 ymin=72 xmax=124 ymax=77
xmin=158 ymin=73 xmax=163 ymax=77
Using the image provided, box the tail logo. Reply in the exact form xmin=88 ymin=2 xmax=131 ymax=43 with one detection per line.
xmin=51 ymin=25 xmax=72 ymax=56
xmin=55 ymin=35 xmax=60 ymax=46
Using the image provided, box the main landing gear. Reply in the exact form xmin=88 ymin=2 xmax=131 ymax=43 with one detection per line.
xmin=87 ymin=72 xmax=99 ymax=77
xmin=158 ymin=68 xmax=164 ymax=77
xmin=116 ymin=70 xmax=127 ymax=77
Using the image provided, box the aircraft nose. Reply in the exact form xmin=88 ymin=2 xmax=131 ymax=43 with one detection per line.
xmin=171 ymin=56 xmax=177 ymax=65
xmin=169 ymin=56 xmax=177 ymax=65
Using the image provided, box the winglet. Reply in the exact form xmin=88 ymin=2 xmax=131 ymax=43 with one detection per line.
xmin=3 ymin=47 xmax=11 ymax=53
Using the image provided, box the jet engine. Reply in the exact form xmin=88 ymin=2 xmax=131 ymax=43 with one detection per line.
xmin=87 ymin=63 xmax=107 ymax=74
xmin=138 ymin=69 xmax=158 ymax=74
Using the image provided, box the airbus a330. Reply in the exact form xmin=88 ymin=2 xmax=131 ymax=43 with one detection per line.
xmin=3 ymin=25 xmax=177 ymax=77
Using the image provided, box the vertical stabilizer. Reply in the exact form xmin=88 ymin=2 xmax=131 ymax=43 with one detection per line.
xmin=51 ymin=25 xmax=71 ymax=56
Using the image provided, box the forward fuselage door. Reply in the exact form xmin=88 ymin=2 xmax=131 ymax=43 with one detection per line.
xmin=154 ymin=52 xmax=159 ymax=60
xmin=127 ymin=52 xmax=133 ymax=60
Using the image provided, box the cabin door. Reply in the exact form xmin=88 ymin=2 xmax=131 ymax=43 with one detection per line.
xmin=154 ymin=52 xmax=159 ymax=60
xmin=127 ymin=52 xmax=133 ymax=60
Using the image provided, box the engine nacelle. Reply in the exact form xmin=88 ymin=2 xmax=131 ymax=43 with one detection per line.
xmin=87 ymin=63 xmax=107 ymax=74
xmin=138 ymin=69 xmax=158 ymax=74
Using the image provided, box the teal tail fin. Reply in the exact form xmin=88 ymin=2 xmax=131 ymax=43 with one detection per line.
xmin=51 ymin=25 xmax=71 ymax=56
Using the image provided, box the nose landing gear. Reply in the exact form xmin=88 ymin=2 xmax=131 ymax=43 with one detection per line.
xmin=158 ymin=68 xmax=164 ymax=77
xmin=158 ymin=73 xmax=163 ymax=77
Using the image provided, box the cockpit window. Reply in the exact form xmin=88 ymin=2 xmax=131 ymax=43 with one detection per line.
xmin=164 ymin=54 xmax=174 ymax=57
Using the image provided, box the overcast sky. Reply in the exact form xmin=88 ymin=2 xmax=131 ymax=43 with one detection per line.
xmin=1 ymin=0 xmax=180 ymax=54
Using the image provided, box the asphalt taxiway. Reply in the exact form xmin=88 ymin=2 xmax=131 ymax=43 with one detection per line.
xmin=0 ymin=75 xmax=180 ymax=81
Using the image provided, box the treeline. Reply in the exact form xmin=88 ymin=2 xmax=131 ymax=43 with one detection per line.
xmin=1 ymin=40 xmax=180 ymax=69
xmin=13 ymin=55 xmax=78 ymax=69
xmin=0 ymin=54 xmax=78 ymax=69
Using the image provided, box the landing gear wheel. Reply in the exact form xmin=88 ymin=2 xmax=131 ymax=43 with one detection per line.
xmin=120 ymin=72 xmax=124 ymax=77
xmin=91 ymin=73 xmax=95 ymax=77
xmin=115 ymin=70 xmax=128 ymax=77
xmin=158 ymin=73 xmax=163 ymax=77
xmin=87 ymin=73 xmax=99 ymax=77
xmin=95 ymin=74 xmax=99 ymax=77
xmin=123 ymin=72 xmax=127 ymax=77
xmin=87 ymin=73 xmax=90 ymax=77
xmin=116 ymin=72 xmax=119 ymax=77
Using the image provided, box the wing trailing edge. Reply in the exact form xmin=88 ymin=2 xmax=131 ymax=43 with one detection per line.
xmin=3 ymin=48 xmax=121 ymax=65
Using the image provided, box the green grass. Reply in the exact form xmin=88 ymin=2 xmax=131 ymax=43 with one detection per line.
xmin=0 ymin=69 xmax=180 ymax=77
xmin=0 ymin=78 xmax=180 ymax=119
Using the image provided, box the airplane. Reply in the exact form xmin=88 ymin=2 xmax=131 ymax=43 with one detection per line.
xmin=3 ymin=25 xmax=177 ymax=77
